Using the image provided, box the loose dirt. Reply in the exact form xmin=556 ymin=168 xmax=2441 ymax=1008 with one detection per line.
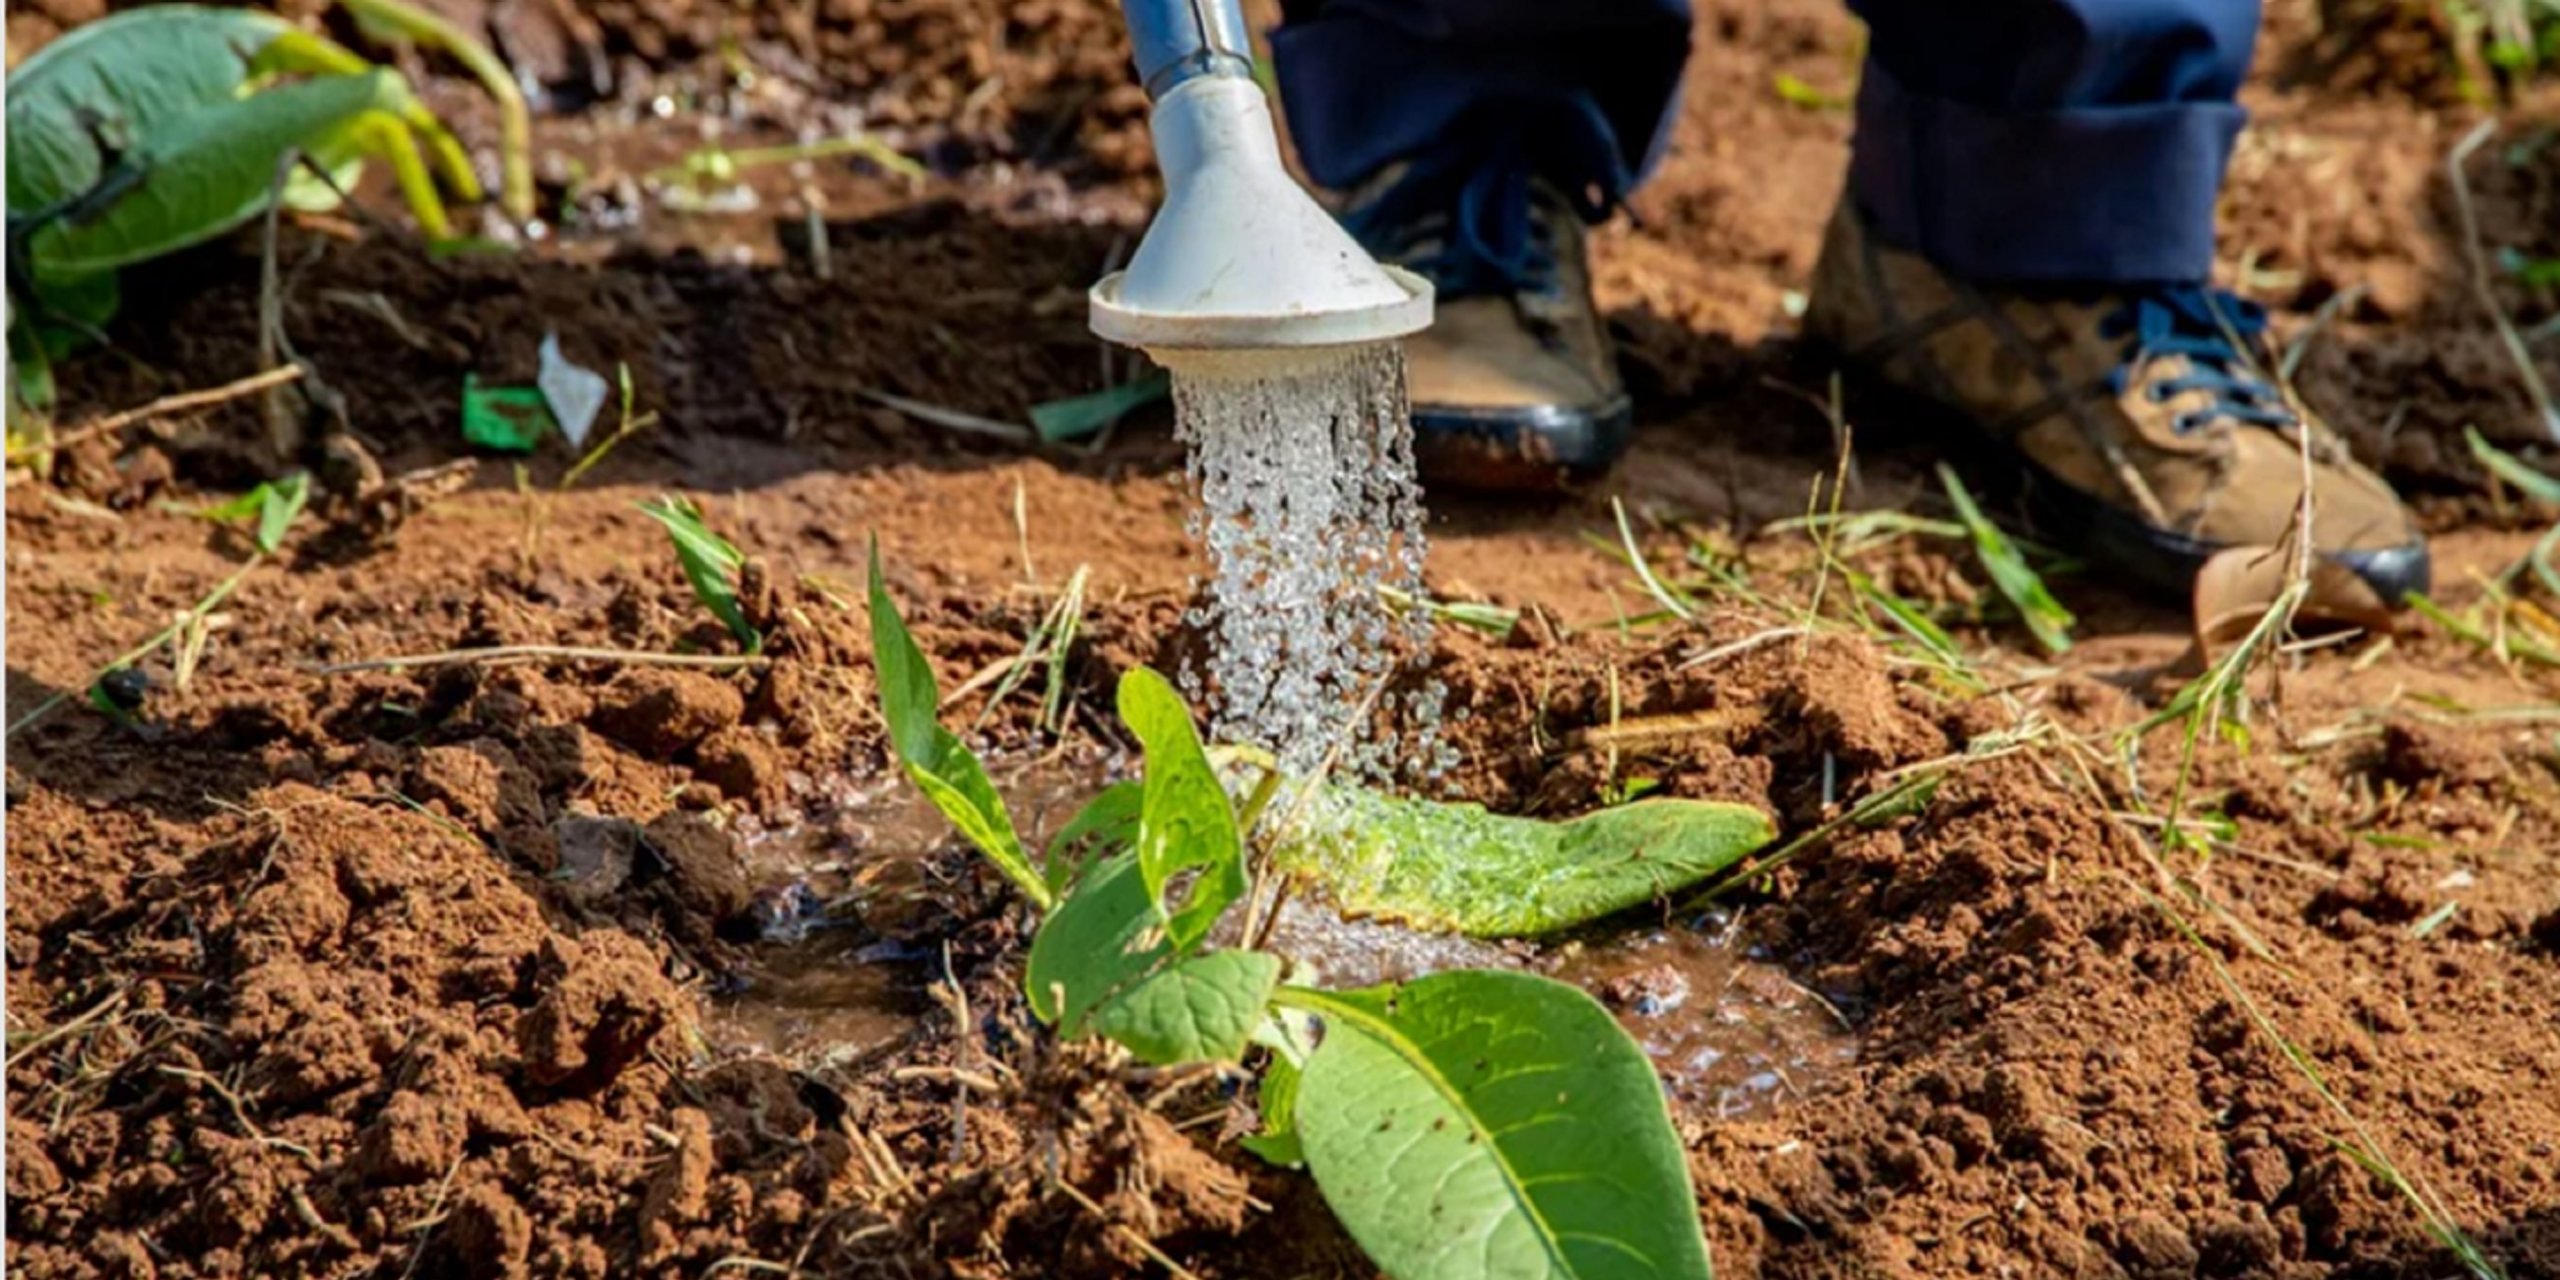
xmin=8 ymin=0 xmax=2560 ymax=1277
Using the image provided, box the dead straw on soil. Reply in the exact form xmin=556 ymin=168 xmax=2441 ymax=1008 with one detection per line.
xmin=8 ymin=365 xmax=305 ymax=464
xmin=308 ymin=644 xmax=772 ymax=675
xmin=2447 ymin=118 xmax=2560 ymax=444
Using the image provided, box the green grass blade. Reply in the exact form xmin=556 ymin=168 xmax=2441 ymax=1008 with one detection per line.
xmin=640 ymin=495 xmax=760 ymax=653
xmin=866 ymin=543 xmax=1049 ymax=908
xmin=1029 ymin=373 xmax=1168 ymax=443
xmin=1939 ymin=464 xmax=2075 ymax=654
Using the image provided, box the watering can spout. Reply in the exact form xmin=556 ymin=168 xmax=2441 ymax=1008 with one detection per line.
xmin=1090 ymin=0 xmax=1433 ymax=353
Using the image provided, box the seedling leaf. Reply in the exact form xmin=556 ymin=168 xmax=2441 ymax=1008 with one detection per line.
xmin=1119 ymin=666 xmax=1246 ymax=953
xmin=1939 ymin=464 xmax=2075 ymax=654
xmin=462 ymin=374 xmax=556 ymax=453
xmin=254 ymin=471 xmax=309 ymax=554
xmin=1046 ymin=780 xmax=1143 ymax=894
xmin=1025 ymin=851 xmax=1165 ymax=1029
xmin=2466 ymin=426 xmax=2560 ymax=504
xmin=1089 ymin=949 xmax=1282 ymax=1066
xmin=1241 ymin=1053 xmax=1306 ymax=1167
xmin=642 ymin=495 xmax=761 ymax=653
xmin=866 ymin=545 xmax=1047 ymax=907
xmin=1274 ymin=790 xmax=1774 ymax=937
xmin=185 ymin=472 xmax=309 ymax=553
xmin=1029 ymin=373 xmax=1168 ymax=443
xmin=1285 ymin=971 xmax=1712 ymax=1280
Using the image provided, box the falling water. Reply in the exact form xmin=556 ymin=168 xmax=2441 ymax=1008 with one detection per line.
xmin=1157 ymin=341 xmax=1450 ymax=781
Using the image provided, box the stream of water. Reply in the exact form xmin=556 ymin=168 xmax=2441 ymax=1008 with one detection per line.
xmin=1157 ymin=343 xmax=1451 ymax=782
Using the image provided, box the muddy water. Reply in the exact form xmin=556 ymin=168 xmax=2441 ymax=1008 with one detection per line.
xmin=712 ymin=764 xmax=1858 ymax=1118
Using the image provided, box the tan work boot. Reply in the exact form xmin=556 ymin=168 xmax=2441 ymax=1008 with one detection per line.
xmin=1804 ymin=203 xmax=2429 ymax=613
xmin=1342 ymin=166 xmax=1630 ymax=491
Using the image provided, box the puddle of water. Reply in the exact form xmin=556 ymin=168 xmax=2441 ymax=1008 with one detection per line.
xmin=707 ymin=755 xmax=1119 ymax=1064
xmin=714 ymin=762 xmax=1859 ymax=1118
xmin=1548 ymin=917 xmax=1861 ymax=1119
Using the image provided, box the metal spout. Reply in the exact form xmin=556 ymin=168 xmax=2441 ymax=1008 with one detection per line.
xmin=1092 ymin=0 xmax=1432 ymax=353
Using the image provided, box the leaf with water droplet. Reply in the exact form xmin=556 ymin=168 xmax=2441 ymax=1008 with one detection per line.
xmin=1273 ymin=789 xmax=1773 ymax=937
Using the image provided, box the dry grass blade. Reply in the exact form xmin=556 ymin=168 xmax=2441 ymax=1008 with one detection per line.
xmin=855 ymin=388 xmax=1036 ymax=445
xmin=2139 ymin=885 xmax=2508 ymax=1280
xmin=2448 ymin=119 xmax=2560 ymax=443
xmin=9 ymin=365 xmax=305 ymax=463
xmin=310 ymin=644 xmax=771 ymax=674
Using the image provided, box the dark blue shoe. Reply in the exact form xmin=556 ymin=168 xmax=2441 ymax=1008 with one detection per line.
xmin=1342 ymin=154 xmax=1632 ymax=491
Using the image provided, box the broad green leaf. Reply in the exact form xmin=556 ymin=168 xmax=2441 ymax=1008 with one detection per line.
xmin=1273 ymin=790 xmax=1773 ymax=937
xmin=1118 ymin=667 xmax=1245 ymax=953
xmin=1240 ymin=1052 xmax=1305 ymax=1168
xmin=21 ymin=63 xmax=395 ymax=279
xmin=1025 ymin=851 xmax=1165 ymax=1029
xmin=461 ymin=375 xmax=556 ymax=454
xmin=1287 ymin=971 xmax=1711 ymax=1280
xmin=641 ymin=495 xmax=761 ymax=653
xmin=254 ymin=472 xmax=309 ymax=554
xmin=866 ymin=546 xmax=1048 ymax=908
xmin=8 ymin=7 xmax=298 ymax=277
xmin=1028 ymin=373 xmax=1168 ymax=443
xmin=1090 ymin=949 xmax=1281 ymax=1066
xmin=1939 ymin=465 xmax=2074 ymax=655
xmin=1046 ymin=780 xmax=1143 ymax=894
xmin=9 ymin=318 xmax=59 ymax=420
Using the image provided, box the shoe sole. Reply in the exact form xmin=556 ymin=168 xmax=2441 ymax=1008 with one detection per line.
xmin=1823 ymin=360 xmax=2432 ymax=608
xmin=1409 ymin=394 xmax=1636 ymax=493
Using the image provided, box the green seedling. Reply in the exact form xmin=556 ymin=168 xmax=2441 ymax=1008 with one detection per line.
xmin=640 ymin=495 xmax=761 ymax=654
xmin=1938 ymin=465 xmax=2075 ymax=654
xmin=8 ymin=471 xmax=310 ymax=738
xmin=652 ymin=135 xmax=924 ymax=195
xmin=869 ymin=557 xmax=1715 ymax=1280
xmin=5 ymin=0 xmax=530 ymax=408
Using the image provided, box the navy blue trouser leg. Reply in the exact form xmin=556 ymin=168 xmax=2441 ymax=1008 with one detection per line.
xmin=1269 ymin=0 xmax=1694 ymax=203
xmin=1270 ymin=0 xmax=2259 ymax=285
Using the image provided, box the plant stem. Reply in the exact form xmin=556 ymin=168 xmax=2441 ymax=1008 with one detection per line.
xmin=340 ymin=0 xmax=535 ymax=222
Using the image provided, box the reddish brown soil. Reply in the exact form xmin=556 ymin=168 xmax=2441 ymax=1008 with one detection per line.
xmin=9 ymin=1 xmax=2560 ymax=1277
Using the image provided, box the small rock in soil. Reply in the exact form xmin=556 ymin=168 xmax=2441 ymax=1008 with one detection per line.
xmin=553 ymin=814 xmax=642 ymax=905
xmin=692 ymin=724 xmax=788 ymax=809
xmin=643 ymin=810 xmax=755 ymax=943
xmin=517 ymin=932 xmax=679 ymax=1090
xmin=589 ymin=669 xmax=745 ymax=758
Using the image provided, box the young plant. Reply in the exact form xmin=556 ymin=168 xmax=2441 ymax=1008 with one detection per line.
xmin=867 ymin=550 xmax=1718 ymax=1280
xmin=8 ymin=472 xmax=310 ymax=737
xmin=5 ymin=0 xmax=528 ymax=408
xmin=639 ymin=495 xmax=761 ymax=654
